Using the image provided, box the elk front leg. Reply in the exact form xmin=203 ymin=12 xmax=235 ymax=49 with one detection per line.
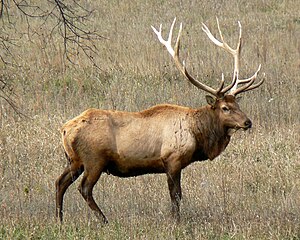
xmin=166 ymin=169 xmax=182 ymax=222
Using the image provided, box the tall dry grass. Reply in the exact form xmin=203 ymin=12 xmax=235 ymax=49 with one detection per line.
xmin=0 ymin=0 xmax=300 ymax=239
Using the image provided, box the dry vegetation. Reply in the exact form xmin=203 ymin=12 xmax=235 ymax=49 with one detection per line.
xmin=0 ymin=0 xmax=300 ymax=239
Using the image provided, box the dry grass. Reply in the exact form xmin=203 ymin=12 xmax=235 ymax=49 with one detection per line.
xmin=1 ymin=0 xmax=300 ymax=239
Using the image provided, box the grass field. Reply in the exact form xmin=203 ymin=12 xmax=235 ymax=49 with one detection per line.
xmin=0 ymin=0 xmax=300 ymax=239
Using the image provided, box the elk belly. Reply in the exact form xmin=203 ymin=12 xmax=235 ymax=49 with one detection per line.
xmin=105 ymin=155 xmax=166 ymax=177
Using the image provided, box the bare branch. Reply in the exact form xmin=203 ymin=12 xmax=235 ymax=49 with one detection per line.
xmin=0 ymin=0 xmax=107 ymax=113
xmin=0 ymin=74 xmax=25 ymax=116
xmin=0 ymin=0 xmax=106 ymax=68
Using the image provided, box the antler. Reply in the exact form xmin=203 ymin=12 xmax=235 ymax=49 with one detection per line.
xmin=151 ymin=18 xmax=226 ymax=98
xmin=202 ymin=18 xmax=264 ymax=96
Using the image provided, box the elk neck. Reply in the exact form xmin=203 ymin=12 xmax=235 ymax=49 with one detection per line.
xmin=190 ymin=105 xmax=231 ymax=161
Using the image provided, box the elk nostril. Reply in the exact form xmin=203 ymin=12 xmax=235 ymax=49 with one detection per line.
xmin=244 ymin=119 xmax=252 ymax=128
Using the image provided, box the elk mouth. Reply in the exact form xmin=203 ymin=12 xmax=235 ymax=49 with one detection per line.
xmin=228 ymin=122 xmax=252 ymax=135
xmin=234 ymin=119 xmax=252 ymax=131
xmin=238 ymin=125 xmax=251 ymax=131
xmin=242 ymin=126 xmax=251 ymax=131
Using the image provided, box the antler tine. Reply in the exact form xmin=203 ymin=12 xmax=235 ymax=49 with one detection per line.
xmin=232 ymin=64 xmax=261 ymax=85
xmin=152 ymin=18 xmax=222 ymax=97
xmin=151 ymin=18 xmax=176 ymax=57
xmin=242 ymin=72 xmax=264 ymax=92
xmin=202 ymin=18 xmax=239 ymax=56
xmin=216 ymin=73 xmax=225 ymax=93
xmin=202 ymin=19 xmax=242 ymax=94
xmin=230 ymin=64 xmax=263 ymax=95
xmin=224 ymin=20 xmax=242 ymax=93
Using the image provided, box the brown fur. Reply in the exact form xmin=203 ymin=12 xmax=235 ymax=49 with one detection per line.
xmin=55 ymin=95 xmax=252 ymax=223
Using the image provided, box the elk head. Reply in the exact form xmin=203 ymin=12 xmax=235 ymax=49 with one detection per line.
xmin=151 ymin=18 xmax=264 ymax=132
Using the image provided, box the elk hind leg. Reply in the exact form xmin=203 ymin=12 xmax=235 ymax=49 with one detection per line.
xmin=78 ymin=162 xmax=108 ymax=224
xmin=55 ymin=162 xmax=84 ymax=222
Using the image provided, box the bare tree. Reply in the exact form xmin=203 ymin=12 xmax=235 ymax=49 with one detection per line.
xmin=0 ymin=0 xmax=105 ymax=114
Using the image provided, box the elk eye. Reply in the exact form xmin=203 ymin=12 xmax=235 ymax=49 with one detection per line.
xmin=222 ymin=106 xmax=230 ymax=112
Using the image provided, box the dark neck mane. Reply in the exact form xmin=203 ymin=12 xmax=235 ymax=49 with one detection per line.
xmin=191 ymin=106 xmax=231 ymax=160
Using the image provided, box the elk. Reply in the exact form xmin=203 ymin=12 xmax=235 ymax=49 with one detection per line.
xmin=55 ymin=18 xmax=264 ymax=224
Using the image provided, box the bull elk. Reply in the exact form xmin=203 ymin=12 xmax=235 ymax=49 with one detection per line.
xmin=56 ymin=18 xmax=264 ymax=223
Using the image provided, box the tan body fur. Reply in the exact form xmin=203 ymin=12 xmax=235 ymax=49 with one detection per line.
xmin=63 ymin=104 xmax=223 ymax=177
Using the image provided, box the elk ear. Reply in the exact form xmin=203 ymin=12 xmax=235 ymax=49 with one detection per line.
xmin=206 ymin=95 xmax=216 ymax=107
